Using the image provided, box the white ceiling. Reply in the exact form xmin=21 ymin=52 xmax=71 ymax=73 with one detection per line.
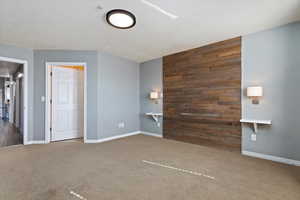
xmin=0 ymin=0 xmax=300 ymax=62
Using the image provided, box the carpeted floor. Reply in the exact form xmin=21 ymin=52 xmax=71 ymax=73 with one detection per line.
xmin=0 ymin=134 xmax=299 ymax=200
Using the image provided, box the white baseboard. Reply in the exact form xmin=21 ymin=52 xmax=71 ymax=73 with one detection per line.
xmin=25 ymin=141 xmax=46 ymax=145
xmin=25 ymin=131 xmax=162 ymax=145
xmin=140 ymin=131 xmax=163 ymax=138
xmin=242 ymin=151 xmax=300 ymax=166
xmin=85 ymin=131 xmax=141 ymax=144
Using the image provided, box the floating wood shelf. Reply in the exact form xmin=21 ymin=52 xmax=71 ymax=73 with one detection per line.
xmin=240 ymin=119 xmax=272 ymax=133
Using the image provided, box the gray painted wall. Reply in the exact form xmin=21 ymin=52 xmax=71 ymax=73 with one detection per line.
xmin=98 ymin=52 xmax=140 ymax=139
xmin=0 ymin=46 xmax=140 ymax=142
xmin=0 ymin=44 xmax=34 ymax=141
xmin=139 ymin=58 xmax=163 ymax=135
xmin=242 ymin=22 xmax=300 ymax=161
xmin=33 ymin=50 xmax=98 ymax=140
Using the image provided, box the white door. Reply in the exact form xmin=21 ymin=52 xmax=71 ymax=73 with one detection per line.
xmin=51 ymin=66 xmax=84 ymax=141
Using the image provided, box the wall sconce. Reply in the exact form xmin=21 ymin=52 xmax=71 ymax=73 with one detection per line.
xmin=247 ymin=86 xmax=263 ymax=104
xmin=149 ymin=91 xmax=160 ymax=104
xmin=150 ymin=91 xmax=159 ymax=99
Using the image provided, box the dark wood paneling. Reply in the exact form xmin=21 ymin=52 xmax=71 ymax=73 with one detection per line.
xmin=163 ymin=37 xmax=241 ymax=149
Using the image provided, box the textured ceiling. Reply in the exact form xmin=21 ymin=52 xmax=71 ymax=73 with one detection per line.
xmin=0 ymin=0 xmax=300 ymax=62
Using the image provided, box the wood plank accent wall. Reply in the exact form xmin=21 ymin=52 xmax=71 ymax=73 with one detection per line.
xmin=163 ymin=37 xmax=241 ymax=149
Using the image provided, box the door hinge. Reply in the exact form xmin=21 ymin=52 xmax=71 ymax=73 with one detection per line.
xmin=50 ymin=72 xmax=53 ymax=76
xmin=50 ymin=99 xmax=52 ymax=104
xmin=50 ymin=127 xmax=52 ymax=132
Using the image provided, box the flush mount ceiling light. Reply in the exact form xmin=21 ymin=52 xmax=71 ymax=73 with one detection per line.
xmin=106 ymin=9 xmax=136 ymax=29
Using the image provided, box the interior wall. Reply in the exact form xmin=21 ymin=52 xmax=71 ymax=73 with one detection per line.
xmin=0 ymin=78 xmax=5 ymax=118
xmin=140 ymin=58 xmax=163 ymax=135
xmin=163 ymin=37 xmax=242 ymax=148
xmin=97 ymin=52 xmax=140 ymax=139
xmin=19 ymin=77 xmax=24 ymax=134
xmin=242 ymin=22 xmax=300 ymax=161
xmin=13 ymin=65 xmax=24 ymax=133
xmin=0 ymin=46 xmax=140 ymax=142
xmin=33 ymin=50 xmax=98 ymax=140
xmin=0 ymin=44 xmax=34 ymax=141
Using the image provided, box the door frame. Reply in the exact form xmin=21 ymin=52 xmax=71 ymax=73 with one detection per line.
xmin=45 ymin=62 xmax=87 ymax=143
xmin=0 ymin=56 xmax=29 ymax=145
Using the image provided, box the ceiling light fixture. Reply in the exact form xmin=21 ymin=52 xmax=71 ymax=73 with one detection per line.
xmin=106 ymin=9 xmax=136 ymax=29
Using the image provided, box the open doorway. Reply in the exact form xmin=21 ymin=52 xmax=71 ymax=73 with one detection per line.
xmin=0 ymin=59 xmax=26 ymax=147
xmin=45 ymin=63 xmax=87 ymax=143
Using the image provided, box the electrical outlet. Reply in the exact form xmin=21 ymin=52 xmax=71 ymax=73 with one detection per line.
xmin=157 ymin=122 xmax=160 ymax=127
xmin=118 ymin=122 xmax=125 ymax=128
xmin=251 ymin=134 xmax=257 ymax=141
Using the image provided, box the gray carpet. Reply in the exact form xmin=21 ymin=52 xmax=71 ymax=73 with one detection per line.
xmin=0 ymin=134 xmax=299 ymax=200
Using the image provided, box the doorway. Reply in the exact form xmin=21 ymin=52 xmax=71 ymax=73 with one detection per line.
xmin=0 ymin=56 xmax=28 ymax=147
xmin=45 ymin=63 xmax=87 ymax=143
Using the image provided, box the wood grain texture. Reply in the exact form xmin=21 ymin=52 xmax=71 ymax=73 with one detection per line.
xmin=163 ymin=37 xmax=241 ymax=149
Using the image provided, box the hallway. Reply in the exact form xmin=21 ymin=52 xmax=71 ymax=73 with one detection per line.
xmin=0 ymin=120 xmax=22 ymax=147
xmin=0 ymin=60 xmax=24 ymax=148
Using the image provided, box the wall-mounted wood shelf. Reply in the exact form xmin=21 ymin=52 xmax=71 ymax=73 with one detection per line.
xmin=240 ymin=119 xmax=272 ymax=133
